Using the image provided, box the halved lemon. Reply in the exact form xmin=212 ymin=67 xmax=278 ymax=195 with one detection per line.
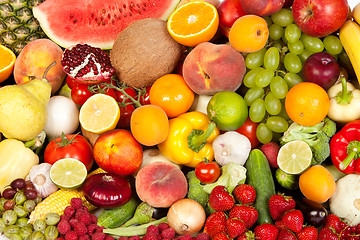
xmin=277 ymin=140 xmax=312 ymax=175
xmin=167 ymin=1 xmax=219 ymax=47
xmin=0 ymin=45 xmax=16 ymax=83
xmin=79 ymin=93 xmax=120 ymax=134
xmin=50 ymin=158 xmax=88 ymax=189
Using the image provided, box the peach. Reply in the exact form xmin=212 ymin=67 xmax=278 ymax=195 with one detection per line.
xmin=13 ymin=39 xmax=66 ymax=94
xmin=135 ymin=161 xmax=188 ymax=208
xmin=240 ymin=0 xmax=285 ymax=16
xmin=182 ymin=42 xmax=246 ymax=95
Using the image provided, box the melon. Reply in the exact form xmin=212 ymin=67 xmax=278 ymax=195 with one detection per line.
xmin=32 ymin=0 xmax=181 ymax=49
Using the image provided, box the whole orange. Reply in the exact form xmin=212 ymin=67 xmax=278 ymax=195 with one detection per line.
xmin=149 ymin=74 xmax=195 ymax=118
xmin=299 ymin=165 xmax=336 ymax=203
xmin=285 ymin=82 xmax=330 ymax=126
xmin=228 ymin=15 xmax=269 ymax=53
xmin=130 ymin=105 xmax=169 ymax=146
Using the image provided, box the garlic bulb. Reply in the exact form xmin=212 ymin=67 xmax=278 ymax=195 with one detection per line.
xmin=28 ymin=163 xmax=58 ymax=198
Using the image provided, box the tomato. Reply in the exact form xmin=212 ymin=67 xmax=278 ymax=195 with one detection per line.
xmin=116 ymin=87 xmax=137 ymax=104
xmin=116 ymin=103 xmax=136 ymax=129
xmin=71 ymin=84 xmax=94 ymax=105
xmin=135 ymin=86 xmax=151 ymax=105
xmin=91 ymin=84 xmax=117 ymax=100
xmin=44 ymin=134 xmax=94 ymax=172
xmin=235 ymin=117 xmax=260 ymax=149
xmin=66 ymin=75 xmax=79 ymax=89
xmin=195 ymin=160 xmax=221 ymax=184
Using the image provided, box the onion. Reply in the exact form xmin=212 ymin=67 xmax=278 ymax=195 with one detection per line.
xmin=44 ymin=96 xmax=79 ymax=141
xmin=167 ymin=198 xmax=206 ymax=235
xmin=82 ymin=173 xmax=132 ymax=209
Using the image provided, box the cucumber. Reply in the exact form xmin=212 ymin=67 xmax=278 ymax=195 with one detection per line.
xmin=245 ymin=149 xmax=276 ymax=225
xmin=97 ymin=197 xmax=138 ymax=228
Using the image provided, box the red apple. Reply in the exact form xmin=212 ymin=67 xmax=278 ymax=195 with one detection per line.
xmin=93 ymin=129 xmax=143 ymax=176
xmin=292 ymin=0 xmax=349 ymax=38
xmin=239 ymin=0 xmax=285 ymax=17
xmin=218 ymin=0 xmax=247 ymax=37
xmin=303 ymin=52 xmax=340 ymax=89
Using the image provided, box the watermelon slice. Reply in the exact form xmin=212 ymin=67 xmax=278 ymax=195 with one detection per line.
xmin=33 ymin=0 xmax=181 ymax=49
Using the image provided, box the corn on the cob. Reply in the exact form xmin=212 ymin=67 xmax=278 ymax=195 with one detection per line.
xmin=28 ymin=168 xmax=107 ymax=223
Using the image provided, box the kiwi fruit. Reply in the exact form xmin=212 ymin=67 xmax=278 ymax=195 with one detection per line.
xmin=110 ymin=18 xmax=183 ymax=88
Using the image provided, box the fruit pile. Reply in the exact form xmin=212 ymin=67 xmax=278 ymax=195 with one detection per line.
xmin=1 ymin=0 xmax=360 ymax=239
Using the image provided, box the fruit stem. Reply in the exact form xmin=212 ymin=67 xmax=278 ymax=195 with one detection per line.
xmin=42 ymin=61 xmax=57 ymax=81
xmin=188 ymin=121 xmax=217 ymax=152
xmin=103 ymin=217 xmax=167 ymax=237
xmin=100 ymin=83 xmax=142 ymax=108
xmin=335 ymin=77 xmax=353 ymax=105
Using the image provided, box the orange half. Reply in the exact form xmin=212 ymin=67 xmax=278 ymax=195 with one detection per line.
xmin=0 ymin=45 xmax=16 ymax=83
xmin=167 ymin=1 xmax=219 ymax=47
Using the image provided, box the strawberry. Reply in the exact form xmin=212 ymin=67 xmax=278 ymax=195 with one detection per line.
xmin=268 ymin=193 xmax=296 ymax=221
xmin=232 ymin=184 xmax=256 ymax=205
xmin=225 ymin=217 xmax=247 ymax=239
xmin=236 ymin=230 xmax=255 ymax=240
xmin=209 ymin=185 xmax=235 ymax=212
xmin=213 ymin=232 xmax=232 ymax=240
xmin=319 ymin=227 xmax=340 ymax=240
xmin=297 ymin=226 xmax=319 ymax=240
xmin=277 ymin=229 xmax=297 ymax=240
xmin=203 ymin=211 xmax=227 ymax=238
xmin=276 ymin=209 xmax=304 ymax=233
xmin=324 ymin=214 xmax=343 ymax=233
xmin=254 ymin=223 xmax=279 ymax=240
xmin=229 ymin=204 xmax=258 ymax=229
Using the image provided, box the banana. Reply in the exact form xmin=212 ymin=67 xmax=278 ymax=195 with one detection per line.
xmin=339 ymin=20 xmax=360 ymax=84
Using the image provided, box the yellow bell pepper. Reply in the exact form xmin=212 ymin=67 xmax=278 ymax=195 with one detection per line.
xmin=158 ymin=111 xmax=220 ymax=168
xmin=0 ymin=139 xmax=39 ymax=191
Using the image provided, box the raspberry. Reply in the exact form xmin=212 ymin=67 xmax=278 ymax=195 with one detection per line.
xmin=61 ymin=214 xmax=70 ymax=222
xmin=87 ymin=223 xmax=99 ymax=236
xmin=64 ymin=206 xmax=76 ymax=218
xmin=69 ymin=218 xmax=79 ymax=229
xmin=65 ymin=231 xmax=78 ymax=240
xmin=79 ymin=234 xmax=91 ymax=240
xmin=104 ymin=235 xmax=115 ymax=240
xmin=58 ymin=220 xmax=72 ymax=235
xmin=71 ymin=198 xmax=84 ymax=210
xmin=90 ymin=214 xmax=98 ymax=224
xmin=95 ymin=226 xmax=105 ymax=234
xmin=161 ymin=228 xmax=175 ymax=239
xmin=74 ymin=222 xmax=88 ymax=236
xmin=180 ymin=234 xmax=192 ymax=240
xmin=56 ymin=238 xmax=65 ymax=240
xmin=142 ymin=233 xmax=158 ymax=240
xmin=158 ymin=222 xmax=170 ymax=232
xmin=76 ymin=210 xmax=92 ymax=225
xmin=118 ymin=237 xmax=129 ymax=240
xmin=92 ymin=232 xmax=106 ymax=240
xmin=146 ymin=225 xmax=159 ymax=236
xmin=128 ymin=236 xmax=140 ymax=240
xmin=195 ymin=233 xmax=210 ymax=240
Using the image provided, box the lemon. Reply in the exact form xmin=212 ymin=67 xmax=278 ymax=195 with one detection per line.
xmin=277 ymin=140 xmax=312 ymax=175
xmin=50 ymin=158 xmax=88 ymax=189
xmin=79 ymin=93 xmax=120 ymax=134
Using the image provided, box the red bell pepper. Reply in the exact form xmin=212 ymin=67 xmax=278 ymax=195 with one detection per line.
xmin=330 ymin=120 xmax=360 ymax=174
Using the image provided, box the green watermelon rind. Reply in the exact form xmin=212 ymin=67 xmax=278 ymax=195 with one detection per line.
xmin=32 ymin=0 xmax=182 ymax=50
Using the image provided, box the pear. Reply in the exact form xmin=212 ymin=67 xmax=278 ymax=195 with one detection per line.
xmin=0 ymin=63 xmax=53 ymax=141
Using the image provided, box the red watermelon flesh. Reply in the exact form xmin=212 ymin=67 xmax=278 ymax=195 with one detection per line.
xmin=33 ymin=0 xmax=181 ymax=49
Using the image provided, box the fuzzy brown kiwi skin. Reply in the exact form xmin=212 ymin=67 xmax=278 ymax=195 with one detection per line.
xmin=110 ymin=18 xmax=183 ymax=88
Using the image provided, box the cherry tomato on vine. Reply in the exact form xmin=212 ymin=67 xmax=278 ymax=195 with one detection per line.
xmin=66 ymin=75 xmax=79 ymax=89
xmin=93 ymin=84 xmax=117 ymax=100
xmin=71 ymin=84 xmax=94 ymax=106
xmin=136 ymin=86 xmax=151 ymax=105
xmin=195 ymin=160 xmax=221 ymax=184
xmin=117 ymin=104 xmax=136 ymax=129
xmin=116 ymin=87 xmax=137 ymax=104
xmin=235 ymin=117 xmax=260 ymax=149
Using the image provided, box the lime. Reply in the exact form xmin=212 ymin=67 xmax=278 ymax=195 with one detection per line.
xmin=207 ymin=91 xmax=248 ymax=131
xmin=275 ymin=168 xmax=299 ymax=190
xmin=50 ymin=158 xmax=88 ymax=189
xmin=277 ymin=140 xmax=312 ymax=175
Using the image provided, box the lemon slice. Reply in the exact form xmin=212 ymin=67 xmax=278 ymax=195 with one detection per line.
xmin=277 ymin=140 xmax=312 ymax=175
xmin=79 ymin=93 xmax=120 ymax=134
xmin=50 ymin=158 xmax=88 ymax=189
